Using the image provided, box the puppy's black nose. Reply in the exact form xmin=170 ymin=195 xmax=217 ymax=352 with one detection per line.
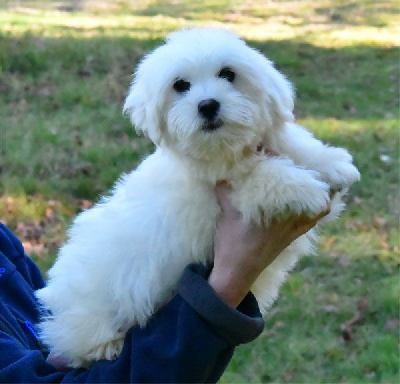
xmin=198 ymin=99 xmax=220 ymax=120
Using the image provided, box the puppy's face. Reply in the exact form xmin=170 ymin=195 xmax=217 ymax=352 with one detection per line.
xmin=124 ymin=28 xmax=295 ymax=160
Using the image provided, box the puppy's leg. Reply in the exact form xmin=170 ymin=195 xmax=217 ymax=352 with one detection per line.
xmin=37 ymin=301 xmax=127 ymax=368
xmin=230 ymin=157 xmax=325 ymax=314
xmin=230 ymin=156 xmax=330 ymax=225
xmin=84 ymin=337 xmax=125 ymax=365
xmin=273 ymin=123 xmax=360 ymax=190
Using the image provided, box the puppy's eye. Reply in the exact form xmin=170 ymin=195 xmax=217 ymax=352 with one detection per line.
xmin=218 ymin=67 xmax=235 ymax=83
xmin=173 ymin=79 xmax=191 ymax=93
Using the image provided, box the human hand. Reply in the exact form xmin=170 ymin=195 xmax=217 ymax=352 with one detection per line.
xmin=208 ymin=181 xmax=330 ymax=308
xmin=46 ymin=352 xmax=70 ymax=371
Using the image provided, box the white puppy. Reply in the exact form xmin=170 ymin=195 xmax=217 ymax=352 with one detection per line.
xmin=36 ymin=28 xmax=360 ymax=367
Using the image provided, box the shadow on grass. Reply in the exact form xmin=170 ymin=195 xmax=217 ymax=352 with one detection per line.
xmin=1 ymin=32 xmax=398 ymax=203
xmin=9 ymin=0 xmax=396 ymax=28
xmin=313 ymin=2 xmax=400 ymax=28
xmin=134 ymin=0 xmax=232 ymax=19
xmin=1 ymin=32 xmax=398 ymax=117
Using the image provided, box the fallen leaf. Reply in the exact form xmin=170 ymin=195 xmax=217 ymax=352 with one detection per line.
xmin=45 ymin=207 xmax=56 ymax=220
xmin=283 ymin=372 xmax=293 ymax=382
xmin=357 ymin=298 xmax=369 ymax=314
xmin=223 ymin=13 xmax=241 ymax=22
xmin=344 ymin=219 xmax=368 ymax=231
xmin=373 ymin=217 xmax=387 ymax=229
xmin=323 ymin=305 xmax=338 ymax=313
xmin=363 ymin=366 xmax=376 ymax=379
xmin=74 ymin=134 xmax=83 ymax=147
xmin=341 ymin=327 xmax=352 ymax=342
xmin=22 ymin=241 xmax=45 ymax=255
xmin=379 ymin=154 xmax=392 ymax=164
xmin=17 ymin=221 xmax=44 ymax=241
xmin=342 ymin=100 xmax=357 ymax=114
xmin=80 ymin=164 xmax=92 ymax=176
xmin=324 ymin=236 xmax=337 ymax=251
xmin=380 ymin=240 xmax=389 ymax=250
xmin=329 ymin=293 xmax=339 ymax=303
xmin=37 ymin=86 xmax=52 ymax=98
xmin=5 ymin=197 xmax=15 ymax=214
xmin=78 ymin=69 xmax=91 ymax=78
xmin=79 ymin=199 xmax=93 ymax=211
xmin=384 ymin=318 xmax=399 ymax=332
xmin=352 ymin=196 xmax=363 ymax=205
xmin=340 ymin=297 xmax=369 ymax=343
xmin=337 ymin=253 xmax=350 ymax=267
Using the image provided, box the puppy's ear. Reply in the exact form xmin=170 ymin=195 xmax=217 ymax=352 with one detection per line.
xmin=255 ymin=55 xmax=295 ymax=127
xmin=123 ymin=80 xmax=163 ymax=145
xmin=264 ymin=66 xmax=295 ymax=126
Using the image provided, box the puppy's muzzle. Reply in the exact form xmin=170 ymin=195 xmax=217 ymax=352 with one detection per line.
xmin=198 ymin=98 xmax=223 ymax=131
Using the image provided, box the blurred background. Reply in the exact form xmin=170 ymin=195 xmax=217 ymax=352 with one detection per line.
xmin=0 ymin=1 xmax=399 ymax=382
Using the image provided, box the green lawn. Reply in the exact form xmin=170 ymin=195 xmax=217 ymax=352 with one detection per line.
xmin=1 ymin=1 xmax=399 ymax=382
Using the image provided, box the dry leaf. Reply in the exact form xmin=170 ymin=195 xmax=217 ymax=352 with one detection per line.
xmin=353 ymin=196 xmax=363 ymax=205
xmin=80 ymin=164 xmax=92 ymax=176
xmin=379 ymin=154 xmax=392 ymax=164
xmin=323 ymin=305 xmax=338 ymax=313
xmin=37 ymin=86 xmax=52 ymax=97
xmin=324 ymin=236 xmax=337 ymax=251
xmin=384 ymin=318 xmax=399 ymax=331
xmin=79 ymin=199 xmax=93 ymax=211
xmin=45 ymin=207 xmax=56 ymax=220
xmin=5 ymin=197 xmax=15 ymax=214
xmin=74 ymin=134 xmax=83 ymax=147
xmin=22 ymin=241 xmax=45 ymax=255
xmin=329 ymin=293 xmax=339 ymax=303
xmin=337 ymin=254 xmax=350 ymax=267
xmin=283 ymin=372 xmax=293 ymax=382
xmin=373 ymin=217 xmax=387 ymax=229
xmin=340 ymin=297 xmax=369 ymax=343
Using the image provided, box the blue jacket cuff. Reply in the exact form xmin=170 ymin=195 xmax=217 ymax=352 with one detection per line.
xmin=178 ymin=263 xmax=265 ymax=346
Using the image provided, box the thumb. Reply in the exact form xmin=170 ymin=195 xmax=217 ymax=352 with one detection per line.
xmin=215 ymin=181 xmax=240 ymax=217
xmin=46 ymin=352 xmax=70 ymax=371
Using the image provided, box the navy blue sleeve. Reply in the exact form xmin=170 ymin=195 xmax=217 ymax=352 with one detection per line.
xmin=0 ymin=223 xmax=45 ymax=291
xmin=0 ymin=223 xmax=264 ymax=383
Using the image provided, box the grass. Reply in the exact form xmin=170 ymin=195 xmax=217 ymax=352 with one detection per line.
xmin=1 ymin=0 xmax=399 ymax=382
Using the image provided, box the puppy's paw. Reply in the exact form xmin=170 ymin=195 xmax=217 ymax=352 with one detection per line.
xmin=86 ymin=337 xmax=125 ymax=363
xmin=232 ymin=157 xmax=330 ymax=225
xmin=325 ymin=161 xmax=360 ymax=190
xmin=318 ymin=148 xmax=360 ymax=189
xmin=280 ymin=168 xmax=331 ymax=216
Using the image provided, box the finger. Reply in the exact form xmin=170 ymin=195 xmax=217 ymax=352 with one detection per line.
xmin=292 ymin=204 xmax=331 ymax=235
xmin=278 ymin=200 xmax=329 ymax=228
xmin=314 ymin=205 xmax=331 ymax=221
xmin=215 ymin=181 xmax=240 ymax=217
xmin=264 ymin=148 xmax=280 ymax=157
xmin=46 ymin=352 xmax=70 ymax=371
xmin=256 ymin=143 xmax=280 ymax=157
xmin=304 ymin=204 xmax=331 ymax=228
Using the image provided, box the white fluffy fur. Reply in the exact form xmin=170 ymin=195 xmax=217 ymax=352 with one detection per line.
xmin=36 ymin=28 xmax=360 ymax=367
